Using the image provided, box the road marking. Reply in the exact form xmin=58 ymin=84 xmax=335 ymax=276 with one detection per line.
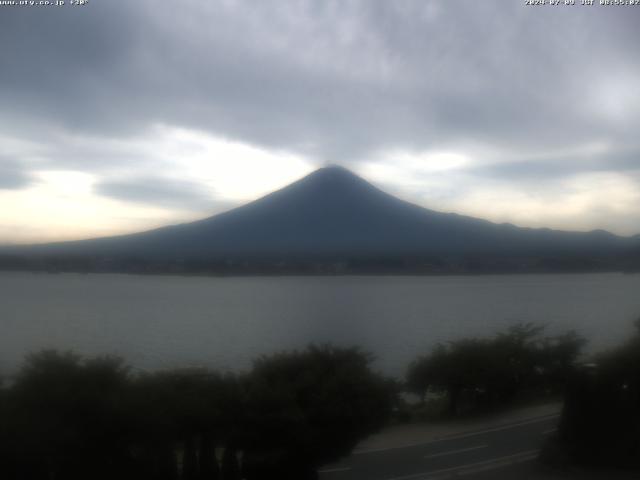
xmin=385 ymin=449 xmax=539 ymax=480
xmin=423 ymin=444 xmax=488 ymax=459
xmin=355 ymin=413 xmax=559 ymax=455
xmin=436 ymin=415 xmax=559 ymax=442
xmin=318 ymin=467 xmax=352 ymax=474
xmin=542 ymin=428 xmax=557 ymax=435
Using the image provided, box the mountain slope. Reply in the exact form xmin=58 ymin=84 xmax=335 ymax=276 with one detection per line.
xmin=4 ymin=166 xmax=639 ymax=262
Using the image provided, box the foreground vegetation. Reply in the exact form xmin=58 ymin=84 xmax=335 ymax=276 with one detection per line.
xmin=406 ymin=323 xmax=585 ymax=417
xmin=3 ymin=320 xmax=639 ymax=478
xmin=0 ymin=346 xmax=394 ymax=480
xmin=547 ymin=319 xmax=640 ymax=469
xmin=406 ymin=321 xmax=640 ymax=469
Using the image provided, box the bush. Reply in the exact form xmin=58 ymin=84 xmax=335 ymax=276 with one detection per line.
xmin=406 ymin=323 xmax=585 ymax=417
xmin=555 ymin=319 xmax=640 ymax=468
xmin=0 ymin=345 xmax=395 ymax=480
xmin=241 ymin=345 xmax=395 ymax=479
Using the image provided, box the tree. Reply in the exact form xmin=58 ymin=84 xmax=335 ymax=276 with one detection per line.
xmin=7 ymin=350 xmax=132 ymax=480
xmin=127 ymin=368 xmax=240 ymax=480
xmin=406 ymin=324 xmax=585 ymax=417
xmin=0 ymin=345 xmax=394 ymax=479
xmin=556 ymin=319 xmax=640 ymax=468
xmin=241 ymin=345 xmax=395 ymax=479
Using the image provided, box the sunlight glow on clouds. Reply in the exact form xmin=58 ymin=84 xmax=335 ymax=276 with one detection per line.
xmin=0 ymin=126 xmax=315 ymax=243
xmin=0 ymin=170 xmax=188 ymax=244
xmin=358 ymin=149 xmax=640 ymax=236
xmin=150 ymin=125 xmax=314 ymax=201
xmin=421 ymin=171 xmax=640 ymax=234
xmin=360 ymin=149 xmax=472 ymax=189
xmin=0 ymin=171 xmax=100 ymax=237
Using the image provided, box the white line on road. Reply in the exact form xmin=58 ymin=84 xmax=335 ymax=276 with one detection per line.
xmin=318 ymin=467 xmax=352 ymax=474
xmin=423 ymin=444 xmax=488 ymax=459
xmin=542 ymin=428 xmax=557 ymax=435
xmin=355 ymin=414 xmax=559 ymax=455
xmin=385 ymin=449 xmax=539 ymax=480
xmin=435 ymin=415 xmax=559 ymax=442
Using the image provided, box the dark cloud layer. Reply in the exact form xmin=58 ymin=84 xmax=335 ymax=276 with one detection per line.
xmin=1 ymin=1 xmax=638 ymax=161
xmin=94 ymin=177 xmax=216 ymax=210
xmin=468 ymin=150 xmax=640 ymax=181
xmin=0 ymin=159 xmax=33 ymax=190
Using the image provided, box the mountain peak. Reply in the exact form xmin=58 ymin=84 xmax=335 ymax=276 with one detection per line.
xmin=297 ymin=165 xmax=374 ymax=189
xmin=309 ymin=164 xmax=360 ymax=179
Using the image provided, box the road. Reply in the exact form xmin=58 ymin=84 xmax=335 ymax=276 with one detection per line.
xmin=319 ymin=413 xmax=559 ymax=480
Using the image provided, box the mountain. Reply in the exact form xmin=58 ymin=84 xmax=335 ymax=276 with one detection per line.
xmin=2 ymin=166 xmax=639 ymax=273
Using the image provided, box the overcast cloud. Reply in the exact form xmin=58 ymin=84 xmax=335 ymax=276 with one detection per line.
xmin=0 ymin=0 xmax=639 ymax=243
xmin=0 ymin=158 xmax=33 ymax=190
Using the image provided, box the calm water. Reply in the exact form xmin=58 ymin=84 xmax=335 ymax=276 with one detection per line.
xmin=1 ymin=272 xmax=639 ymax=377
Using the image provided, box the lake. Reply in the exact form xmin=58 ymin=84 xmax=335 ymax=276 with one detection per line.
xmin=1 ymin=272 xmax=639 ymax=377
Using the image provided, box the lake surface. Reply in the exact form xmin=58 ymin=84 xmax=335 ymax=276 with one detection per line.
xmin=1 ymin=272 xmax=639 ymax=377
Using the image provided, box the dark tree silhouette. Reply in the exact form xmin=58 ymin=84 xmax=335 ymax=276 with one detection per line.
xmin=221 ymin=445 xmax=241 ymax=480
xmin=0 ymin=345 xmax=393 ymax=479
xmin=407 ymin=324 xmax=585 ymax=416
xmin=241 ymin=345 xmax=395 ymax=479
xmin=127 ymin=368 xmax=240 ymax=480
xmin=6 ymin=350 xmax=133 ymax=480
xmin=555 ymin=319 xmax=640 ymax=468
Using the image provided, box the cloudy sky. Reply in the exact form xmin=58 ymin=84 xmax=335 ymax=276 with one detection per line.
xmin=1 ymin=0 xmax=639 ymax=244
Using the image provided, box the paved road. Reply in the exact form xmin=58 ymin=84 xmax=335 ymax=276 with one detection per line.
xmin=319 ymin=413 xmax=559 ymax=480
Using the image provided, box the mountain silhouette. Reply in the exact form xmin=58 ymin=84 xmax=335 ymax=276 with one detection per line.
xmin=3 ymin=166 xmax=639 ymax=272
